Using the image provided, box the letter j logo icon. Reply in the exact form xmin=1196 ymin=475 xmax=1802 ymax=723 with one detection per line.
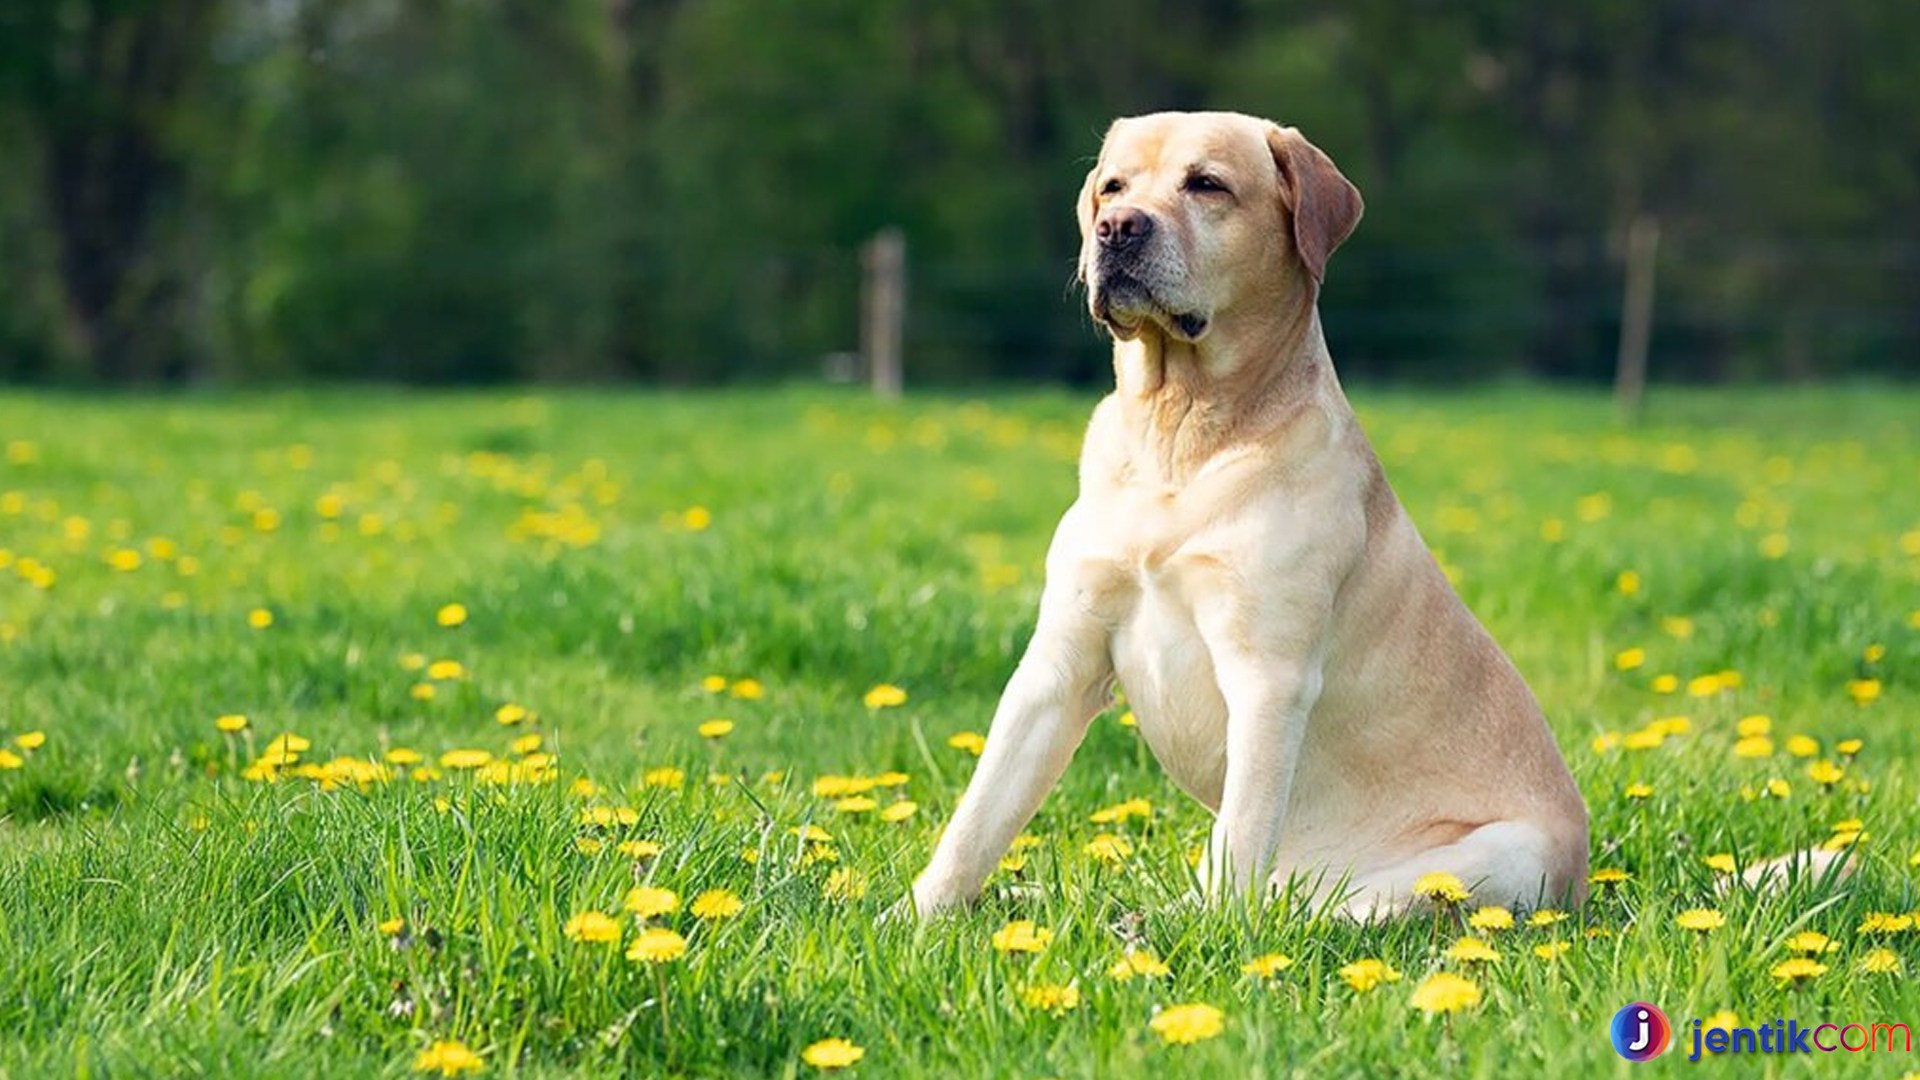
xmin=1610 ymin=1002 xmax=1671 ymax=1061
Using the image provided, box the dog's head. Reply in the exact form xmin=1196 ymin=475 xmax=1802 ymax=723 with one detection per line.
xmin=1078 ymin=112 xmax=1362 ymax=344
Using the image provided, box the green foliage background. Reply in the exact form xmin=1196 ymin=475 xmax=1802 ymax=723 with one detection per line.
xmin=3 ymin=0 xmax=1919 ymax=384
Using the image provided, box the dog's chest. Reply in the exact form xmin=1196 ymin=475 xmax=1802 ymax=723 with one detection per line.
xmin=1072 ymin=498 xmax=1233 ymax=807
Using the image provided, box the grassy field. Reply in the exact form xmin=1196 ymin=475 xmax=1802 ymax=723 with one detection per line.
xmin=0 ymin=385 xmax=1917 ymax=1079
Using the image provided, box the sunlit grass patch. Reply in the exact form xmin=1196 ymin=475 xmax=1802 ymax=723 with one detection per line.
xmin=0 ymin=385 xmax=1917 ymax=1077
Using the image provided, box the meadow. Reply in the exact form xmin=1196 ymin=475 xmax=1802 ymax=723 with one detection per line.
xmin=0 ymin=384 xmax=1916 ymax=1079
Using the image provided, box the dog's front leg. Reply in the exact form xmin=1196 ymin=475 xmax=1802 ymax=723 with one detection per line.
xmin=912 ymin=523 xmax=1112 ymax=917
xmin=911 ymin=625 xmax=1111 ymax=917
xmin=1194 ymin=588 xmax=1330 ymax=903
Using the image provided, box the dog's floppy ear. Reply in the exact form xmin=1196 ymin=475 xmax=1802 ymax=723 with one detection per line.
xmin=1074 ymin=163 xmax=1100 ymax=284
xmin=1266 ymin=125 xmax=1363 ymax=284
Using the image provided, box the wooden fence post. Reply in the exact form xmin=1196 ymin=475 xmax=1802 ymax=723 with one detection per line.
xmin=1614 ymin=214 xmax=1660 ymax=422
xmin=861 ymin=228 xmax=906 ymax=399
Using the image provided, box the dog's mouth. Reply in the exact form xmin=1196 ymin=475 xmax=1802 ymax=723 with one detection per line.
xmin=1090 ymin=273 xmax=1209 ymax=343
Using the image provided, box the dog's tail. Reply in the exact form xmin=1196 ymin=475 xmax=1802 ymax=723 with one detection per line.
xmin=1723 ymin=847 xmax=1856 ymax=894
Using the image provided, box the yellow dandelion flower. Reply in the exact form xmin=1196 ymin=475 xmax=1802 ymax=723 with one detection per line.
xmin=698 ymin=718 xmax=735 ymax=740
xmin=1650 ymin=673 xmax=1679 ymax=694
xmin=1241 ymin=953 xmax=1295 ymax=979
xmin=1621 ymin=730 xmax=1664 ymax=751
xmin=800 ymin=1038 xmax=864 ymax=1070
xmin=643 ymin=766 xmax=685 ymax=789
xmin=823 ymin=868 xmax=868 ymax=901
xmin=690 ymin=889 xmax=744 ymax=920
xmin=701 ymin=674 xmax=729 ymax=693
xmin=1339 ymin=958 xmax=1402 ymax=992
xmin=623 ymin=886 xmax=679 ymax=918
xmin=563 ymin=911 xmax=622 ymax=945
xmin=248 ymin=608 xmax=274 ymax=630
xmin=1687 ymin=674 xmax=1724 ymax=697
xmin=1806 ymin=760 xmax=1844 ymax=786
xmin=1412 ymin=871 xmax=1471 ymax=904
xmin=436 ymin=603 xmax=468 ymax=628
xmin=616 ymin=839 xmax=662 ymax=860
xmin=1150 ymin=1003 xmax=1225 ymax=1045
xmin=1703 ymin=853 xmax=1737 ymax=874
xmin=1784 ymin=735 xmax=1819 ymax=758
xmin=378 ymin=917 xmax=406 ymax=936
xmin=1676 ymin=908 xmax=1725 ymax=932
xmin=728 ymin=677 xmax=763 ymax=699
xmin=426 ymin=659 xmax=465 ymax=681
xmin=1021 ymin=983 xmax=1081 ymax=1014
xmin=1733 ymin=735 xmax=1774 ymax=758
xmin=1846 ymin=678 xmax=1881 ymax=705
xmin=1623 ymin=782 xmax=1654 ymax=800
xmin=1823 ymin=829 xmax=1864 ymax=851
xmin=1528 ymin=910 xmax=1570 ymax=929
xmin=834 ymin=796 xmax=877 ymax=814
xmin=1084 ymin=833 xmax=1134 ymax=864
xmin=1648 ymin=716 xmax=1690 ymax=737
xmin=1616 ymin=570 xmax=1640 ymax=595
xmin=1771 ymin=957 xmax=1827 ymax=985
xmin=1835 ymin=738 xmax=1863 ymax=756
xmin=1614 ymin=647 xmax=1646 ymax=671
xmin=1859 ymin=913 xmax=1914 ymax=934
xmin=439 ymin=749 xmax=492 ymax=770
xmin=880 ymin=801 xmax=918 ymax=823
xmin=1409 ymin=972 xmax=1482 ymax=1015
xmin=992 ymin=920 xmax=1054 ymax=954
xmin=413 ymin=1039 xmax=484 ymax=1076
xmin=863 ymin=683 xmax=908 ymax=709
xmin=264 ymin=733 xmax=310 ymax=757
xmin=1785 ymin=931 xmax=1836 ymax=955
xmin=1468 ymin=906 xmax=1515 ymax=932
xmin=1701 ymin=1011 xmax=1740 ymax=1048
xmin=494 ymin=703 xmax=529 ymax=725
xmin=1109 ymin=950 xmax=1171 ymax=980
xmin=1859 ymin=949 xmax=1902 ymax=975
xmin=1089 ymin=797 xmax=1153 ymax=824
xmin=947 ymin=731 xmax=985 ymax=755
xmin=1736 ymin=714 xmax=1772 ymax=737
xmin=626 ymin=927 xmax=687 ymax=963
xmin=1589 ymin=868 xmax=1631 ymax=887
xmin=1445 ymin=937 xmax=1502 ymax=964
xmin=1534 ymin=942 xmax=1571 ymax=961
xmin=215 ymin=714 xmax=249 ymax=733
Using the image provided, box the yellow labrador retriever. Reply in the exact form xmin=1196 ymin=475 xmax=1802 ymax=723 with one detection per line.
xmin=911 ymin=111 xmax=1591 ymax=919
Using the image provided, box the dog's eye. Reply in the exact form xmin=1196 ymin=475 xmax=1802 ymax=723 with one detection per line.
xmin=1183 ymin=173 xmax=1230 ymax=195
xmin=1099 ymin=177 xmax=1126 ymax=196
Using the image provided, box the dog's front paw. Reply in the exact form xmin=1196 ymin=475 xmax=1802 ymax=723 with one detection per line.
xmin=907 ymin=877 xmax=971 ymax=921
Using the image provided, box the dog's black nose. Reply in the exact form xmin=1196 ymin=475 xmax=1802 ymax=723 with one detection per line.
xmin=1096 ymin=207 xmax=1154 ymax=252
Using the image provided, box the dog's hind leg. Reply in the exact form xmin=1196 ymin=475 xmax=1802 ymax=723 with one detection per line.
xmin=1326 ymin=819 xmax=1587 ymax=922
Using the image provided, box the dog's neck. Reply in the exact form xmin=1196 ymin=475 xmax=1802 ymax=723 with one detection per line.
xmin=1109 ymin=289 xmax=1334 ymax=486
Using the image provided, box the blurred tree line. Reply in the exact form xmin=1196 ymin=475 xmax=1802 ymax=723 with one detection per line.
xmin=2 ymin=0 xmax=1917 ymax=385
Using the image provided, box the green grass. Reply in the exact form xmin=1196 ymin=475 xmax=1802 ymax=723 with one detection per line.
xmin=0 ymin=384 xmax=1917 ymax=1079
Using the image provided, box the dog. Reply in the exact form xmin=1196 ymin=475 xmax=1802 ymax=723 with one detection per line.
xmin=909 ymin=111 xmax=1591 ymax=920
